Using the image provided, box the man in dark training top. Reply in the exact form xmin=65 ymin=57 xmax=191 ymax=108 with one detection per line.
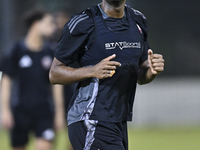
xmin=50 ymin=0 xmax=164 ymax=149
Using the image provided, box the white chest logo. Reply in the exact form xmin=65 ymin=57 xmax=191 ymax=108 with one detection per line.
xmin=19 ymin=55 xmax=32 ymax=68
xmin=105 ymin=42 xmax=141 ymax=50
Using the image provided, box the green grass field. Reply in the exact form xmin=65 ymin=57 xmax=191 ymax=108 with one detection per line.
xmin=0 ymin=126 xmax=200 ymax=150
xmin=128 ymin=126 xmax=200 ymax=150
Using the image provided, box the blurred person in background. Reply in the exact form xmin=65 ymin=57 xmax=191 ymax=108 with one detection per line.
xmin=51 ymin=10 xmax=76 ymax=150
xmin=52 ymin=10 xmax=79 ymax=118
xmin=0 ymin=8 xmax=64 ymax=150
xmin=0 ymin=59 xmax=3 ymax=73
xmin=49 ymin=0 xmax=164 ymax=149
xmin=50 ymin=11 xmax=71 ymax=50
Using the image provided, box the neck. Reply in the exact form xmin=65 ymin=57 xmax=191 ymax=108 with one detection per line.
xmin=25 ymin=26 xmax=43 ymax=52
xmin=101 ymin=0 xmax=125 ymax=18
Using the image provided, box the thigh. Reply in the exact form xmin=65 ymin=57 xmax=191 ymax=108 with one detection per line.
xmin=35 ymin=138 xmax=52 ymax=150
xmin=11 ymin=127 xmax=29 ymax=148
xmin=68 ymin=121 xmax=88 ymax=150
xmin=11 ymin=110 xmax=31 ymax=148
xmin=34 ymin=112 xmax=55 ymax=141
xmin=68 ymin=120 xmax=128 ymax=150
xmin=91 ymin=121 xmax=127 ymax=150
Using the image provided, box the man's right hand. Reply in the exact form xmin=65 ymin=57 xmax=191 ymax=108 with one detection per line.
xmin=1 ymin=109 xmax=14 ymax=130
xmin=90 ymin=54 xmax=121 ymax=79
xmin=49 ymin=55 xmax=121 ymax=84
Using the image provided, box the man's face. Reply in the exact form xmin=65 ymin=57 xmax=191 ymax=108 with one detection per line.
xmin=38 ymin=14 xmax=56 ymax=38
xmin=105 ymin=0 xmax=125 ymax=3
xmin=104 ymin=0 xmax=125 ymax=7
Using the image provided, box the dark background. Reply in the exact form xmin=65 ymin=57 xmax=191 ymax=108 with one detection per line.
xmin=1 ymin=0 xmax=200 ymax=77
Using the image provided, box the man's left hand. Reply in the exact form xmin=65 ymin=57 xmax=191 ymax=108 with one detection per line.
xmin=148 ymin=49 xmax=164 ymax=75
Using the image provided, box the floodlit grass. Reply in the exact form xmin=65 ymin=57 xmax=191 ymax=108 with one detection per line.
xmin=0 ymin=129 xmax=10 ymax=150
xmin=128 ymin=126 xmax=200 ymax=150
xmin=0 ymin=126 xmax=200 ymax=150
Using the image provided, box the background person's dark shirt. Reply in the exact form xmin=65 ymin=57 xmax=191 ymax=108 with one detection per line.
xmin=3 ymin=41 xmax=54 ymax=114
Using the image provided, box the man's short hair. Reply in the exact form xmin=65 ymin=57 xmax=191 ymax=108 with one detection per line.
xmin=23 ymin=8 xmax=47 ymax=28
